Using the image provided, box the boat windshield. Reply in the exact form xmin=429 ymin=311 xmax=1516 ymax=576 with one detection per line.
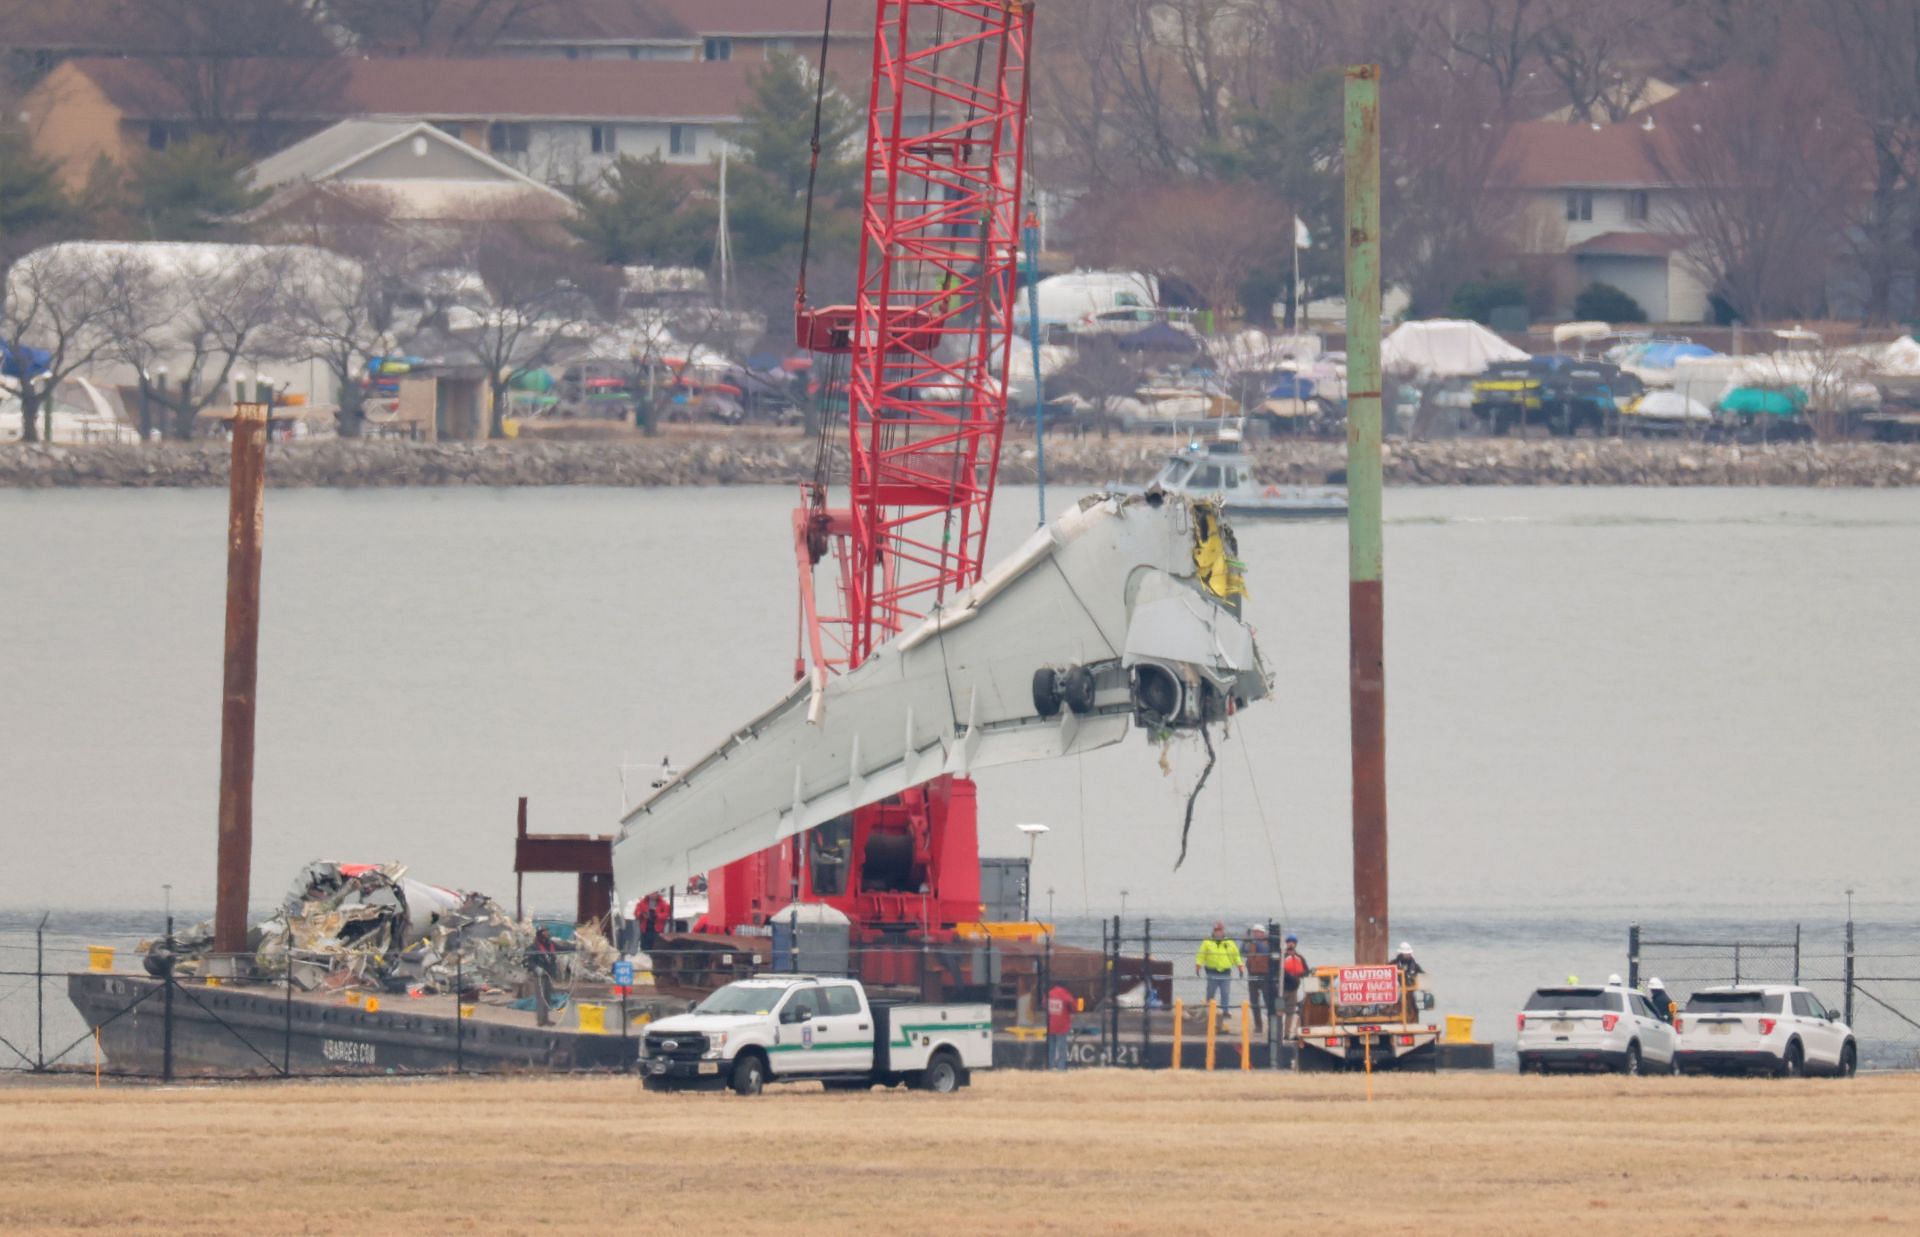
xmin=1156 ymin=459 xmax=1194 ymax=487
xmin=693 ymin=982 xmax=787 ymax=1015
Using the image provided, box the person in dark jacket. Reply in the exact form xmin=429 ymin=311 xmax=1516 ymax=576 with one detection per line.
xmin=1280 ymin=934 xmax=1310 ymax=1036
xmin=1241 ymin=925 xmax=1276 ymax=1035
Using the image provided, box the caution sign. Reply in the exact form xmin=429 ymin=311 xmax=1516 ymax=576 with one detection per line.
xmin=1335 ymin=965 xmax=1401 ymax=1007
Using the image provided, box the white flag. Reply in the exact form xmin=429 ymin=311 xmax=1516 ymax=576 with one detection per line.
xmin=1294 ymin=216 xmax=1311 ymax=250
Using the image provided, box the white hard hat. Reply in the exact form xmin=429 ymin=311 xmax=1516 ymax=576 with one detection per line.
xmin=1649 ymin=977 xmax=1665 ymax=988
xmin=1608 ymin=973 xmax=1623 ymax=986
xmin=1398 ymin=942 xmax=1412 ymax=953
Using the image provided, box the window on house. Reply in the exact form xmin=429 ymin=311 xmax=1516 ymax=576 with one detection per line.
xmin=704 ymin=37 xmax=732 ymax=61
xmin=1628 ymin=190 xmax=1650 ymax=222
xmin=565 ymin=47 xmax=580 ymax=60
xmin=146 ymin=121 xmax=187 ymax=151
xmin=488 ymin=122 xmax=529 ymax=155
xmin=591 ymin=124 xmax=617 ymax=155
xmin=1565 ymin=191 xmax=1594 ymax=222
xmin=670 ymin=124 xmax=695 ymax=156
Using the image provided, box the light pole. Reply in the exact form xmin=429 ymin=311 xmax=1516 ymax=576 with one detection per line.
xmin=1119 ymin=888 xmax=1129 ymax=923
xmin=1015 ymin=823 xmax=1049 ymax=921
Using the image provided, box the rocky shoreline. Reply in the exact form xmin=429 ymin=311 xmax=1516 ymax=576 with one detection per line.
xmin=4 ymin=436 xmax=1919 ymax=489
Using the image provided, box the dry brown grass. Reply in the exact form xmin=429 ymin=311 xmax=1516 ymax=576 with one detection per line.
xmin=3 ymin=1070 xmax=1917 ymax=1234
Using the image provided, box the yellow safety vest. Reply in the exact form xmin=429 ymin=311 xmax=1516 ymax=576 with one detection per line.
xmin=1196 ymin=938 xmax=1242 ymax=973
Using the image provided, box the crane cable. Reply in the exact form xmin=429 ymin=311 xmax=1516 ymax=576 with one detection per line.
xmin=794 ymin=0 xmax=837 ymax=314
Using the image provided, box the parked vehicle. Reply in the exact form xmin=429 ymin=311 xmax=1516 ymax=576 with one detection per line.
xmin=1469 ymin=356 xmax=1642 ymax=436
xmin=1515 ymin=982 xmax=1677 ymax=1075
xmin=1675 ymin=985 xmax=1857 ymax=1077
xmin=639 ymin=975 xmax=992 ymax=1096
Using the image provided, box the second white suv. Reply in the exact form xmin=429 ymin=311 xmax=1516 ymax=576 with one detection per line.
xmin=1675 ymin=985 xmax=1858 ymax=1077
xmin=1516 ymin=982 xmax=1677 ymax=1075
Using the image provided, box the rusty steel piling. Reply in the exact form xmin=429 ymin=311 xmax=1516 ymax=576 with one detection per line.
xmin=214 ymin=403 xmax=268 ymax=956
xmin=1343 ymin=66 xmax=1390 ymax=966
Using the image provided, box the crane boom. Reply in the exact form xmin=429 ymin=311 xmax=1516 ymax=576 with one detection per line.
xmin=798 ymin=0 xmax=1034 ymax=669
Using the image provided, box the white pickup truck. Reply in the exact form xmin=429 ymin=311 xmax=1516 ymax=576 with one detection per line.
xmin=640 ymin=974 xmax=993 ymax=1096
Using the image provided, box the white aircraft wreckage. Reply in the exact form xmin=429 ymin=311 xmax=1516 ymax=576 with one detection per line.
xmin=614 ymin=492 xmax=1272 ymax=897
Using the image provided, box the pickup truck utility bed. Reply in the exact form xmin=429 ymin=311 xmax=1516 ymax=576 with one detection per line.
xmin=641 ymin=974 xmax=992 ymax=1096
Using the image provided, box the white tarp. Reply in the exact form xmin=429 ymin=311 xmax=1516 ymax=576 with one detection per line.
xmin=1381 ymin=319 xmax=1527 ymax=380
xmin=1628 ymin=390 xmax=1713 ymax=423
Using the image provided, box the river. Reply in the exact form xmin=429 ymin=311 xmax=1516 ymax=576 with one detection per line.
xmin=2 ymin=485 xmax=1917 ymax=1060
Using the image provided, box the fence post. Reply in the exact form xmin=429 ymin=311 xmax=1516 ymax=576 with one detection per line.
xmin=1099 ymin=917 xmax=1109 ymax=1065
xmin=162 ymin=914 xmax=175 ymax=1084
xmin=1111 ymin=914 xmax=1122 ymax=1065
xmin=1844 ymin=915 xmax=1856 ymax=1028
xmin=1793 ymin=924 xmax=1802 ymax=985
xmin=1141 ymin=918 xmax=1152 ymax=1068
xmin=1269 ymin=917 xmax=1282 ymax=1069
xmin=1733 ymin=943 xmax=1742 ymax=986
xmin=283 ymin=951 xmax=293 ymax=1077
xmin=455 ymin=954 xmax=464 ymax=1075
xmin=1627 ymin=923 xmax=1640 ymax=990
xmin=35 ymin=916 xmax=45 ymax=1072
xmin=1042 ymin=930 xmax=1052 ymax=1070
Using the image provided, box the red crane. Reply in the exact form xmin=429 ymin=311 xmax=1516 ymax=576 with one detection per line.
xmin=703 ymin=0 xmax=1036 ymax=940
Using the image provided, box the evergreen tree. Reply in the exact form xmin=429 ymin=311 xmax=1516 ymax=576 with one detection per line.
xmin=567 ymin=155 xmax=714 ymax=267
xmin=732 ymin=51 xmax=862 ymax=201
xmin=127 ymin=137 xmax=266 ymax=240
xmin=0 ymin=123 xmax=69 ymax=244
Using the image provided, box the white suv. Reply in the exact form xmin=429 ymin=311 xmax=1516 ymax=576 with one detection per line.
xmin=1516 ymin=983 xmax=1677 ymax=1075
xmin=1675 ymin=985 xmax=1857 ymax=1077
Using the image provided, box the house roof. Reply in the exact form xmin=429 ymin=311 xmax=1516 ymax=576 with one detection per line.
xmin=348 ymin=0 xmax=871 ymax=50
xmin=64 ymin=56 xmax=756 ymax=123
xmin=250 ymin=119 xmax=571 ymax=202
xmin=1494 ymin=120 xmax=1676 ymax=189
xmin=640 ymin=0 xmax=874 ymax=38
xmin=1569 ymin=232 xmax=1687 ymax=257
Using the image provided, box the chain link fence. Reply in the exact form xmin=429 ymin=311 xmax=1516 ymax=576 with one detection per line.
xmin=1630 ymin=922 xmax=1920 ymax=1070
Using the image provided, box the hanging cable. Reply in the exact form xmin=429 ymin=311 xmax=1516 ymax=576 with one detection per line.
xmin=1235 ymin=723 xmax=1291 ymax=923
xmin=794 ymin=0 xmax=838 ymax=312
xmin=1174 ymin=727 xmax=1218 ymax=871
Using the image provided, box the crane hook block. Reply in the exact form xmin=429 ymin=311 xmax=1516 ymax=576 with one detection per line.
xmin=796 ymin=303 xmax=857 ymax=354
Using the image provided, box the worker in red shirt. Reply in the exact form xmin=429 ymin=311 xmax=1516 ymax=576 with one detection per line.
xmin=1046 ymin=982 xmax=1076 ymax=1071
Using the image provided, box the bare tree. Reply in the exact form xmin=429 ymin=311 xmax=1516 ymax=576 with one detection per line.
xmin=103 ymin=245 xmax=295 ymax=439
xmin=1381 ymin=63 xmax=1522 ymax=316
xmin=327 ymin=0 xmax=555 ymax=53
xmin=427 ymin=228 xmax=614 ymax=438
xmin=1647 ymin=60 xmax=1865 ymax=324
xmin=1070 ymin=179 xmax=1293 ymax=327
xmin=118 ymin=1 xmax=342 ymax=156
xmin=1817 ymin=1 xmax=1920 ymax=323
xmin=0 ymin=243 xmax=121 ymax=443
xmin=265 ymin=189 xmax=420 ymax=438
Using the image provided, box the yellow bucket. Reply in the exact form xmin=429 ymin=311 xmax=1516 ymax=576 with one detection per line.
xmin=577 ymin=1003 xmax=606 ymax=1035
xmin=346 ymin=990 xmax=363 ymax=1007
xmin=459 ymin=1004 xmax=476 ymax=1020
xmin=87 ymin=946 xmax=115 ymax=973
xmin=364 ymin=996 xmax=380 ymax=1013
xmin=1445 ymin=1015 xmax=1475 ymax=1043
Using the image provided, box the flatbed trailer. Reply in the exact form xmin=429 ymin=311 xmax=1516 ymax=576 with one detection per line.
xmin=1294 ymin=964 xmax=1441 ymax=1072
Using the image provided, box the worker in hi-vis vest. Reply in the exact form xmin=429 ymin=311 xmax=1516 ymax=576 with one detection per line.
xmin=1194 ymin=921 xmax=1245 ymax=1023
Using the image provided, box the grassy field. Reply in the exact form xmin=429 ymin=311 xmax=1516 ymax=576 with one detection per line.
xmin=3 ymin=1070 xmax=1916 ymax=1233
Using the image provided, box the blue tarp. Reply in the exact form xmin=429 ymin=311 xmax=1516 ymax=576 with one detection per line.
xmin=1 ymin=341 xmax=51 ymax=380
xmin=1267 ymin=374 xmax=1319 ymax=400
xmin=1114 ymin=322 xmax=1200 ymax=353
xmin=1630 ymin=341 xmax=1716 ymax=370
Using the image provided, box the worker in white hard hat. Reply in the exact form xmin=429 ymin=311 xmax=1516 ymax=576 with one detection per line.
xmin=1608 ymin=973 xmax=1624 ymax=986
xmin=1647 ymin=977 xmax=1676 ymax=1024
xmin=1392 ymin=941 xmax=1424 ymax=983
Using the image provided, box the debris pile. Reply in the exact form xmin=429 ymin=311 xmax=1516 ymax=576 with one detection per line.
xmin=141 ymin=861 xmax=617 ymax=995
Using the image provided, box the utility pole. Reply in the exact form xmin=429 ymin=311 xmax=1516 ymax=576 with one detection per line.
xmin=214 ymin=402 xmax=268 ymax=957
xmin=1343 ymin=66 xmax=1390 ymax=966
